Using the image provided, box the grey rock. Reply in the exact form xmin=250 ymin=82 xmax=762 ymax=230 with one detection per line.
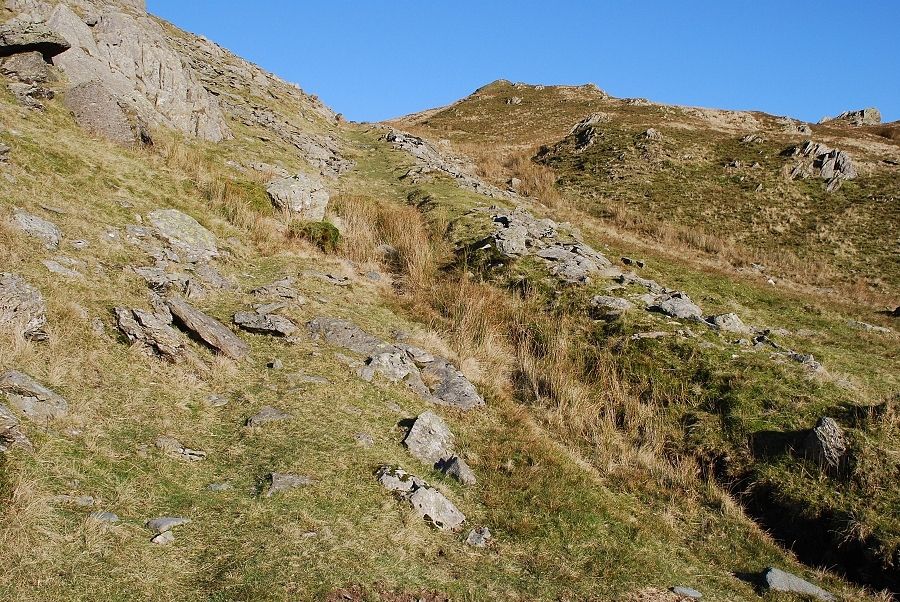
xmin=146 ymin=516 xmax=190 ymax=534
xmin=205 ymin=482 xmax=231 ymax=492
xmin=417 ymin=355 xmax=485 ymax=411
xmin=438 ymin=456 xmax=477 ymax=486
xmin=630 ymin=331 xmax=671 ymax=340
xmin=0 ymin=370 xmax=68 ymax=420
xmin=150 ymin=530 xmax=175 ymax=545
xmin=762 ymin=567 xmax=835 ymax=602
xmin=307 ymin=317 xmax=389 ymax=356
xmin=822 ymin=107 xmax=881 ymax=126
xmin=650 ymin=292 xmax=703 ymax=320
xmin=847 ymin=319 xmax=891 ymax=334
xmin=404 ymin=411 xmax=456 ymax=465
xmin=266 ymin=173 xmax=329 ymax=220
xmin=252 ymin=277 xmax=301 ymax=300
xmin=267 ymin=358 xmax=284 ymax=370
xmin=0 ymin=20 xmax=69 ymax=59
xmin=147 ymin=209 xmax=218 ymax=263
xmin=115 ymin=306 xmax=188 ymax=362
xmin=707 ymin=312 xmax=750 ymax=333
xmin=465 ymin=526 xmax=492 ymax=548
xmin=154 ymin=434 xmax=206 ymax=461
xmin=265 ymin=472 xmax=312 ymax=496
xmin=167 ymin=297 xmax=249 ymax=360
xmin=245 ymin=405 xmax=292 ymax=427
xmin=0 ymin=403 xmax=32 ymax=452
xmin=671 ymin=586 xmax=702 ymax=599
xmin=787 ymin=351 xmax=824 ymax=373
xmin=590 ymin=295 xmax=634 ymax=316
xmin=233 ymin=309 xmax=297 ymax=337
xmin=409 ymin=486 xmax=466 ymax=531
xmin=205 ymin=394 xmax=228 ymax=407
xmin=0 ymin=272 xmax=47 ymax=340
xmin=89 ymin=511 xmax=120 ymax=523
xmin=376 ymin=465 xmax=425 ymax=494
xmin=1 ymin=50 xmax=53 ymax=83
xmin=643 ymin=128 xmax=662 ymax=141
xmin=42 ymin=259 xmax=82 ymax=279
xmin=359 ymin=351 xmax=429 ymax=397
xmin=63 ymin=80 xmax=149 ymax=145
xmin=11 ymin=208 xmax=61 ymax=249
xmin=804 ymin=417 xmax=848 ymax=472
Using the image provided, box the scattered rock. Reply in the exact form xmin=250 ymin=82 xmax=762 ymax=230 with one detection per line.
xmin=0 ymin=370 xmax=68 ymax=420
xmin=409 ymin=486 xmax=466 ymax=531
xmin=265 ymin=472 xmax=312 ymax=496
xmin=437 ymin=456 xmax=476 ymax=486
xmin=506 ymin=96 xmax=522 ymax=105
xmin=0 ymin=273 xmax=47 ymax=340
xmin=707 ymin=312 xmax=750 ymax=333
xmin=154 ymin=434 xmax=206 ymax=461
xmin=302 ymin=270 xmax=350 ymax=287
xmin=147 ymin=209 xmax=218 ymax=263
xmin=42 ymin=258 xmax=82 ymax=279
xmin=146 ymin=516 xmax=190 ymax=534
xmin=245 ymin=405 xmax=292 ymax=427
xmin=643 ymin=128 xmax=662 ymax=141
xmin=762 ymin=567 xmax=835 ymax=602
xmin=252 ymin=277 xmax=302 ymax=300
xmin=354 ymin=432 xmax=374 ymax=447
xmin=404 ymin=411 xmax=455 ymax=465
xmin=166 ymin=297 xmax=249 ymax=360
xmin=649 ymin=292 xmax=703 ymax=321
xmin=847 ymin=320 xmax=891 ymax=334
xmin=804 ymin=417 xmax=848 ymax=473
xmin=233 ymin=307 xmax=297 ymax=337
xmin=0 ymin=403 xmax=32 ymax=452
xmin=465 ymin=526 xmax=492 ymax=548
xmin=267 ymin=358 xmax=284 ymax=370
xmin=10 ymin=208 xmax=61 ymax=249
xmin=205 ymin=482 xmax=231 ymax=492
xmin=376 ymin=465 xmax=425 ymax=494
xmin=671 ymin=586 xmax=702 ymax=599
xmin=788 ymin=140 xmax=857 ymax=191
xmin=150 ymin=530 xmax=176 ymax=545
xmin=266 ymin=173 xmax=330 ymax=220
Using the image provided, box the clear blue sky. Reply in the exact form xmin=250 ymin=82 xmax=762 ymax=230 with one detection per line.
xmin=148 ymin=1 xmax=900 ymax=124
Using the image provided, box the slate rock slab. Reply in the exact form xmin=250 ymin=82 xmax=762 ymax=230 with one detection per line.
xmin=0 ymin=21 xmax=70 ymax=59
xmin=404 ymin=411 xmax=455 ymax=465
xmin=465 ymin=526 xmax=492 ymax=548
xmin=245 ymin=405 xmax=292 ymax=427
xmin=762 ymin=567 xmax=835 ymax=602
xmin=115 ymin=306 xmax=187 ymax=362
xmin=11 ymin=208 xmax=61 ymax=249
xmin=0 ymin=370 xmax=68 ymax=420
xmin=233 ymin=309 xmax=297 ymax=337
xmin=804 ymin=417 xmax=848 ymax=472
xmin=146 ymin=516 xmax=190 ymax=534
xmin=0 ymin=273 xmax=47 ymax=340
xmin=167 ymin=298 xmax=248 ymax=360
xmin=266 ymin=472 xmax=313 ymax=496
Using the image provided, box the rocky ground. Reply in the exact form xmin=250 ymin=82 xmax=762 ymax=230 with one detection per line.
xmin=0 ymin=1 xmax=897 ymax=601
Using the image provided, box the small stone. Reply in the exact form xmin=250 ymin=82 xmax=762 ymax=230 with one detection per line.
xmin=151 ymin=530 xmax=175 ymax=545
xmin=266 ymin=472 xmax=312 ymax=496
xmin=0 ymin=370 xmax=68 ymax=421
xmin=205 ymin=482 xmax=232 ymax=492
xmin=707 ymin=312 xmax=750 ymax=333
xmin=671 ymin=586 xmax=702 ymax=599
xmin=245 ymin=405 xmax=292 ymax=427
xmin=89 ymin=511 xmax=119 ymax=523
xmin=465 ymin=526 xmax=492 ymax=548
xmin=354 ymin=432 xmax=374 ymax=447
xmin=438 ymin=456 xmax=477 ymax=486
xmin=205 ymin=394 xmax=229 ymax=407
xmin=146 ymin=516 xmax=190 ymax=534
xmin=0 ymin=273 xmax=47 ymax=340
xmin=376 ymin=465 xmax=425 ymax=494
xmin=804 ymin=417 xmax=848 ymax=472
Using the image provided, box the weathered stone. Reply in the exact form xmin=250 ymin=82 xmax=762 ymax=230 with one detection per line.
xmin=266 ymin=173 xmax=329 ymax=220
xmin=154 ymin=434 xmax=206 ymax=461
xmin=146 ymin=516 xmax=190 ymax=534
xmin=0 ymin=370 xmax=68 ymax=420
xmin=643 ymin=128 xmax=662 ymax=141
xmin=42 ymin=259 xmax=82 ymax=279
xmin=0 ymin=403 xmax=32 ymax=452
xmin=89 ymin=511 xmax=120 ymax=523
xmin=438 ymin=456 xmax=476 ymax=486
xmin=404 ymin=411 xmax=455 ymax=465
xmin=418 ymin=356 xmax=485 ymax=411
xmin=0 ymin=20 xmax=69 ymax=59
xmin=671 ymin=586 xmax=702 ymax=599
xmin=804 ymin=417 xmax=848 ymax=472
xmin=822 ymin=108 xmax=881 ymax=126
xmin=252 ymin=277 xmax=301 ymax=300
xmin=308 ymin=317 xmax=389 ymax=356
xmin=115 ymin=306 xmax=188 ymax=362
xmin=409 ymin=486 xmax=466 ymax=531
xmin=147 ymin=209 xmax=218 ymax=263
xmin=359 ymin=351 xmax=429 ymax=397
xmin=762 ymin=567 xmax=835 ymax=602
xmin=245 ymin=405 xmax=292 ymax=427
xmin=63 ymin=80 xmax=150 ymax=145
xmin=233 ymin=309 xmax=297 ymax=337
xmin=590 ymin=295 xmax=634 ymax=316
xmin=265 ymin=472 xmax=312 ymax=496
xmin=150 ymin=530 xmax=175 ymax=545
xmin=376 ymin=465 xmax=426 ymax=494
xmin=167 ymin=298 xmax=248 ymax=360
xmin=649 ymin=292 xmax=703 ymax=320
xmin=11 ymin=208 xmax=61 ymax=249
xmin=0 ymin=272 xmax=47 ymax=340
xmin=847 ymin=320 xmax=892 ymax=334
xmin=707 ymin=312 xmax=750 ymax=333
xmin=354 ymin=432 xmax=374 ymax=447
xmin=465 ymin=526 xmax=492 ymax=548
xmin=1 ymin=50 xmax=52 ymax=83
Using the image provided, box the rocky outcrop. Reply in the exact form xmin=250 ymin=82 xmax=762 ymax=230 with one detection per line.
xmin=115 ymin=305 xmax=189 ymax=362
xmin=787 ymin=140 xmax=858 ymax=192
xmin=63 ymin=80 xmax=151 ymax=145
xmin=10 ymin=1 xmax=233 ymax=142
xmin=308 ymin=317 xmax=484 ymax=410
xmin=146 ymin=209 xmax=218 ymax=264
xmin=266 ymin=173 xmax=330 ymax=221
xmin=0 ymin=272 xmax=47 ymax=340
xmin=0 ymin=403 xmax=32 ymax=452
xmin=233 ymin=305 xmax=298 ymax=337
xmin=376 ymin=465 xmax=466 ymax=531
xmin=0 ymin=370 xmax=68 ymax=420
xmin=0 ymin=20 xmax=69 ymax=58
xmin=821 ymin=107 xmax=881 ymax=126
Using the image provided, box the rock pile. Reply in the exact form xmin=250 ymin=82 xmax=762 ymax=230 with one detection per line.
xmin=788 ymin=140 xmax=858 ymax=192
xmin=308 ymin=318 xmax=484 ymax=410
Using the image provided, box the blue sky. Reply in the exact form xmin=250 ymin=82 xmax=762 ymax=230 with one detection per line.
xmin=148 ymin=1 xmax=900 ymax=124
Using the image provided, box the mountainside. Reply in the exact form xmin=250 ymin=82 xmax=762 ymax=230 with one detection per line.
xmin=0 ymin=2 xmax=898 ymax=601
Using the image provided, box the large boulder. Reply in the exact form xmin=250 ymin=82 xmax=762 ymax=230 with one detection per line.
xmin=0 ymin=370 xmax=68 ymax=420
xmin=0 ymin=20 xmax=69 ymax=59
xmin=266 ymin=173 xmax=330 ymax=221
xmin=404 ymin=411 xmax=455 ymax=465
xmin=147 ymin=209 xmax=218 ymax=263
xmin=0 ymin=272 xmax=47 ymax=340
xmin=63 ymin=80 xmax=150 ymax=145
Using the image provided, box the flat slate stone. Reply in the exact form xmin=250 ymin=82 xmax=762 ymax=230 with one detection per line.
xmin=0 ymin=370 xmax=68 ymax=420
xmin=145 ymin=516 xmax=190 ymax=534
xmin=167 ymin=298 xmax=249 ymax=360
xmin=147 ymin=209 xmax=218 ymax=263
xmin=762 ymin=567 xmax=835 ymax=602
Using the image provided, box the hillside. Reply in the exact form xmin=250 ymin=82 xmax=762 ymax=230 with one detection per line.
xmin=0 ymin=2 xmax=898 ymax=601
